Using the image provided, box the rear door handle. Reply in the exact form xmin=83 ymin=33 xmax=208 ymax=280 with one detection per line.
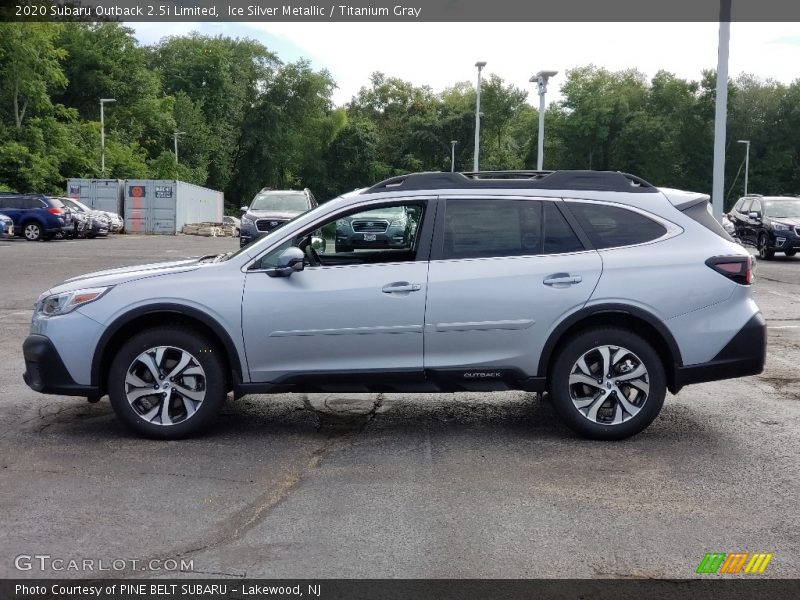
xmin=382 ymin=282 xmax=422 ymax=293
xmin=543 ymin=274 xmax=582 ymax=286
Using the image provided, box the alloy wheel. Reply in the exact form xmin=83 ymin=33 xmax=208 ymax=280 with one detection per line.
xmin=124 ymin=346 xmax=206 ymax=426
xmin=24 ymin=224 xmax=40 ymax=241
xmin=568 ymin=344 xmax=650 ymax=425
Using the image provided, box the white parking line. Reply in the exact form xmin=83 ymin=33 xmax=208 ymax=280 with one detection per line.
xmin=0 ymin=311 xmax=31 ymax=319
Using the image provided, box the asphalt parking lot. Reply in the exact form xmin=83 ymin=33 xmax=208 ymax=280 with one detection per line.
xmin=0 ymin=234 xmax=798 ymax=579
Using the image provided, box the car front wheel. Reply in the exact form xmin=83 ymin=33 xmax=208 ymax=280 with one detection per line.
xmin=108 ymin=327 xmax=227 ymax=439
xmin=758 ymin=233 xmax=775 ymax=260
xmin=549 ymin=327 xmax=666 ymax=440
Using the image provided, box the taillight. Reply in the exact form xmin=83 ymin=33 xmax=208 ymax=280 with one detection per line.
xmin=47 ymin=207 xmax=63 ymax=215
xmin=705 ymin=255 xmax=753 ymax=285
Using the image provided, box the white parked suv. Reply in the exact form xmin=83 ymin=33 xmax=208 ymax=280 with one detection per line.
xmin=23 ymin=171 xmax=766 ymax=440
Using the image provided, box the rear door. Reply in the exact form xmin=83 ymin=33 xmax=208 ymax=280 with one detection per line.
xmin=423 ymin=196 xmax=602 ymax=380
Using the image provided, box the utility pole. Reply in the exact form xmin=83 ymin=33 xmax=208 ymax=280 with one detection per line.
xmin=737 ymin=140 xmax=750 ymax=195
xmin=711 ymin=0 xmax=732 ymax=223
xmin=99 ymin=98 xmax=116 ymax=175
xmin=530 ymin=71 xmax=558 ymax=171
xmin=173 ymin=131 xmax=186 ymax=164
xmin=473 ymin=61 xmax=486 ymax=171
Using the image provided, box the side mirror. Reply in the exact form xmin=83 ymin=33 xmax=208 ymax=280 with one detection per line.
xmin=240 ymin=206 xmax=248 ymax=214
xmin=748 ymin=211 xmax=761 ymax=221
xmin=265 ymin=247 xmax=305 ymax=278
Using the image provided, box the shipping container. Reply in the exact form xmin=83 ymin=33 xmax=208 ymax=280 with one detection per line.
xmin=66 ymin=178 xmax=125 ymax=215
xmin=123 ymin=180 xmax=224 ymax=235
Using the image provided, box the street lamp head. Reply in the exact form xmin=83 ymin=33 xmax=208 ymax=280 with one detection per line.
xmin=475 ymin=61 xmax=487 ymax=68
xmin=451 ymin=140 xmax=458 ymax=145
xmin=100 ymin=98 xmax=116 ymax=103
xmin=536 ymin=70 xmax=558 ymax=79
xmin=737 ymin=139 xmax=750 ymax=144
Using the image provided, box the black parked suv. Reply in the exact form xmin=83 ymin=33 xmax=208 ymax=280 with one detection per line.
xmin=239 ymin=188 xmax=317 ymax=247
xmin=729 ymin=195 xmax=800 ymax=259
xmin=0 ymin=193 xmax=72 ymax=241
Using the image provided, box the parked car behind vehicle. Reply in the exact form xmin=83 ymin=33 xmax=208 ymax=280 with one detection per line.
xmin=223 ymin=215 xmax=241 ymax=237
xmin=60 ymin=197 xmax=109 ymax=238
xmin=0 ymin=213 xmax=13 ymax=238
xmin=729 ymin=194 xmax=800 ymax=259
xmin=23 ymin=170 xmax=765 ymax=441
xmin=334 ymin=205 xmax=418 ymax=252
xmin=239 ymin=188 xmax=317 ymax=247
xmin=0 ymin=193 xmax=71 ymax=241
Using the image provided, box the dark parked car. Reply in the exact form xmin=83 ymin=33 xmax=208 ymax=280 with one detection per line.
xmin=335 ymin=205 xmax=418 ymax=252
xmin=730 ymin=195 xmax=800 ymax=259
xmin=0 ymin=193 xmax=71 ymax=241
xmin=239 ymin=188 xmax=317 ymax=247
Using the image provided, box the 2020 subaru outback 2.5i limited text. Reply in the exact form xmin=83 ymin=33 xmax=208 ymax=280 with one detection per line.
xmin=23 ymin=171 xmax=766 ymax=440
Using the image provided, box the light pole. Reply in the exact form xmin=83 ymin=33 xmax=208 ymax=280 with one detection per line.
xmin=711 ymin=0 xmax=732 ymax=223
xmin=530 ymin=70 xmax=558 ymax=171
xmin=99 ymin=98 xmax=116 ymax=176
xmin=173 ymin=131 xmax=186 ymax=164
xmin=450 ymin=140 xmax=457 ymax=172
xmin=473 ymin=61 xmax=486 ymax=172
xmin=737 ymin=140 xmax=750 ymax=196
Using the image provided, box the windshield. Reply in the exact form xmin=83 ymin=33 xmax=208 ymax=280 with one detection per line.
xmin=765 ymin=199 xmax=800 ymax=219
xmin=250 ymin=193 xmax=309 ymax=212
xmin=65 ymin=198 xmax=91 ymax=212
xmin=356 ymin=206 xmax=405 ymax=218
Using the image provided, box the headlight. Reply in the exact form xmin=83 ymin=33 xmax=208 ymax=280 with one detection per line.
xmin=37 ymin=286 xmax=113 ymax=317
xmin=773 ymin=222 xmax=790 ymax=231
xmin=336 ymin=219 xmax=350 ymax=229
xmin=389 ymin=218 xmax=407 ymax=227
xmin=241 ymin=215 xmax=254 ymax=226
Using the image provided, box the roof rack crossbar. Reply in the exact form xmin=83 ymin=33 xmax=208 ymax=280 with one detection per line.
xmin=363 ymin=170 xmax=656 ymax=194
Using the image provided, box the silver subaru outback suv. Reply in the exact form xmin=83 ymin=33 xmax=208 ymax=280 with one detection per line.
xmin=23 ymin=171 xmax=766 ymax=440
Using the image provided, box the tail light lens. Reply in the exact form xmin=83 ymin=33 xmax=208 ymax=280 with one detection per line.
xmin=706 ymin=255 xmax=753 ymax=285
xmin=47 ymin=207 xmax=63 ymax=215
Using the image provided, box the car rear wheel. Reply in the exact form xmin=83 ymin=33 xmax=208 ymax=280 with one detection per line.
xmin=758 ymin=233 xmax=775 ymax=260
xmin=108 ymin=327 xmax=227 ymax=439
xmin=549 ymin=328 xmax=666 ymax=440
xmin=23 ymin=222 xmax=42 ymax=241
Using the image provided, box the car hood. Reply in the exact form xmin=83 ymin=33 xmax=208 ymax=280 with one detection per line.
xmin=772 ymin=217 xmax=800 ymax=227
xmin=47 ymin=257 xmax=204 ymax=295
xmin=246 ymin=210 xmax=301 ymax=220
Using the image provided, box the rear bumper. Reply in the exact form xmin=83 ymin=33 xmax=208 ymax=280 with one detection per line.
xmin=23 ymin=334 xmax=99 ymax=397
xmin=673 ymin=312 xmax=766 ymax=391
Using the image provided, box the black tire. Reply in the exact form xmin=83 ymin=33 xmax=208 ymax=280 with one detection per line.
xmin=108 ymin=327 xmax=227 ymax=439
xmin=549 ymin=327 xmax=666 ymax=440
xmin=785 ymin=250 xmax=796 ymax=257
xmin=758 ymin=233 xmax=775 ymax=260
xmin=22 ymin=221 xmax=42 ymax=241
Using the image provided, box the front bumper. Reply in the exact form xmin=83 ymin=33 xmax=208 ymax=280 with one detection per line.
xmin=772 ymin=231 xmax=800 ymax=251
xmin=673 ymin=312 xmax=766 ymax=391
xmin=23 ymin=334 xmax=99 ymax=397
xmin=336 ymin=231 xmax=408 ymax=249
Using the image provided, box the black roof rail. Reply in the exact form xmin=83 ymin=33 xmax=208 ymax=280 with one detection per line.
xmin=364 ymin=170 xmax=656 ymax=194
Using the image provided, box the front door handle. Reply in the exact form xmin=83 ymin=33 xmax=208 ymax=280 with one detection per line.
xmin=382 ymin=282 xmax=422 ymax=293
xmin=543 ymin=274 xmax=582 ymax=286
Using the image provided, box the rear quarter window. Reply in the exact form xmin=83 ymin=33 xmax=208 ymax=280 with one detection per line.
xmin=566 ymin=202 xmax=667 ymax=249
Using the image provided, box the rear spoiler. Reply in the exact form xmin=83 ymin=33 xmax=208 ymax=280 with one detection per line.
xmin=657 ymin=187 xmax=711 ymax=211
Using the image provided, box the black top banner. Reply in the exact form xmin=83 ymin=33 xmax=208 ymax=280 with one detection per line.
xmin=2 ymin=0 xmax=799 ymax=22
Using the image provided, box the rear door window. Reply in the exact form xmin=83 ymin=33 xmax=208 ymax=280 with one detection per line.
xmin=566 ymin=202 xmax=667 ymax=249
xmin=442 ymin=199 xmax=542 ymax=259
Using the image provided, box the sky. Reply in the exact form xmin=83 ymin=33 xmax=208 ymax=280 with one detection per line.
xmin=130 ymin=22 xmax=800 ymax=106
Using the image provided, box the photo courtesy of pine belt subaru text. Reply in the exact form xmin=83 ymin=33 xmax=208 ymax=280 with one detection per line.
xmin=22 ymin=170 xmax=766 ymax=441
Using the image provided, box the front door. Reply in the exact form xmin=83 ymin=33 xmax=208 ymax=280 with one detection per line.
xmin=241 ymin=198 xmax=434 ymax=383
